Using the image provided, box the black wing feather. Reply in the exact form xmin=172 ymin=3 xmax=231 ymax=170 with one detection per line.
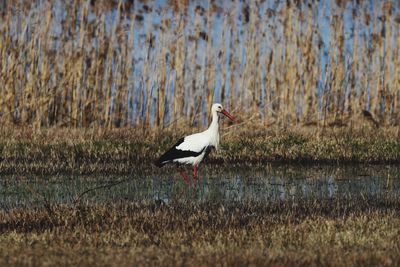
xmin=154 ymin=138 xmax=206 ymax=167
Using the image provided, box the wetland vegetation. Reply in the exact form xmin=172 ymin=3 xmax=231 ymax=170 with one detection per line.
xmin=0 ymin=126 xmax=399 ymax=174
xmin=1 ymin=198 xmax=400 ymax=266
xmin=1 ymin=0 xmax=400 ymax=129
xmin=1 ymin=163 xmax=400 ymax=266
xmin=1 ymin=0 xmax=400 ymax=266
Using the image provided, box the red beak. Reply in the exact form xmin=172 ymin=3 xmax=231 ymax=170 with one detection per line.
xmin=221 ymin=109 xmax=235 ymax=121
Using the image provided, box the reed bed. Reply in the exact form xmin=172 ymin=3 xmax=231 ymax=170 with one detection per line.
xmin=0 ymin=0 xmax=399 ymax=129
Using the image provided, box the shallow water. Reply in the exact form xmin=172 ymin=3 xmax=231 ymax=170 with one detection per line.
xmin=1 ymin=165 xmax=400 ymax=209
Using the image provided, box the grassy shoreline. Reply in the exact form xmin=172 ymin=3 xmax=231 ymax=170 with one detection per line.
xmin=1 ymin=198 xmax=399 ymax=266
xmin=0 ymin=126 xmax=399 ymax=174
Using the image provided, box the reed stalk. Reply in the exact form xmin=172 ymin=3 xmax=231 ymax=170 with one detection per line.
xmin=0 ymin=0 xmax=398 ymax=130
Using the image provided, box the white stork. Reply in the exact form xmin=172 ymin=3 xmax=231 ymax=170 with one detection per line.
xmin=155 ymin=103 xmax=235 ymax=185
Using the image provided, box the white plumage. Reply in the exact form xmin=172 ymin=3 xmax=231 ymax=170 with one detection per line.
xmin=155 ymin=103 xmax=234 ymax=184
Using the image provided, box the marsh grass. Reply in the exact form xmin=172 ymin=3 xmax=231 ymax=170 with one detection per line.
xmin=0 ymin=126 xmax=399 ymax=174
xmin=0 ymin=1 xmax=399 ymax=129
xmin=1 ymin=198 xmax=399 ymax=266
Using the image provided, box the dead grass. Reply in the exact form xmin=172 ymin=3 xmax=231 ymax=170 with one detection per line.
xmin=0 ymin=126 xmax=399 ymax=174
xmin=0 ymin=198 xmax=399 ymax=266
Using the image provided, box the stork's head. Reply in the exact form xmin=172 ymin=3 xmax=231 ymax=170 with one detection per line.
xmin=212 ymin=103 xmax=235 ymax=121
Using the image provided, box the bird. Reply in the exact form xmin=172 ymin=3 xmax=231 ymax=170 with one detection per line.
xmin=155 ymin=103 xmax=235 ymax=185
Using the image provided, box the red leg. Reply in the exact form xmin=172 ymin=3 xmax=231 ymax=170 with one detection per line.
xmin=177 ymin=166 xmax=190 ymax=186
xmin=193 ymin=164 xmax=197 ymax=179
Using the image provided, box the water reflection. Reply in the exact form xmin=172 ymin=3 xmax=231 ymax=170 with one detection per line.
xmin=0 ymin=165 xmax=399 ymax=209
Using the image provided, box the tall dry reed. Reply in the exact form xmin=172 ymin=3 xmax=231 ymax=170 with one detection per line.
xmin=0 ymin=0 xmax=399 ymax=129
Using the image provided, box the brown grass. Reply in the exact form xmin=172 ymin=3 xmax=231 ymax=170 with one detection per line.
xmin=0 ymin=125 xmax=399 ymax=174
xmin=1 ymin=199 xmax=399 ymax=266
xmin=0 ymin=1 xmax=399 ymax=129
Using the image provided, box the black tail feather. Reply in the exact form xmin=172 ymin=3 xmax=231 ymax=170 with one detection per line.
xmin=154 ymin=137 xmax=207 ymax=168
xmin=154 ymin=157 xmax=167 ymax=168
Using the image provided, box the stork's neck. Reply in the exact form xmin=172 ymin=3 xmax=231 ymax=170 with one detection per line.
xmin=208 ymin=110 xmax=219 ymax=133
xmin=207 ymin=110 xmax=220 ymax=149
